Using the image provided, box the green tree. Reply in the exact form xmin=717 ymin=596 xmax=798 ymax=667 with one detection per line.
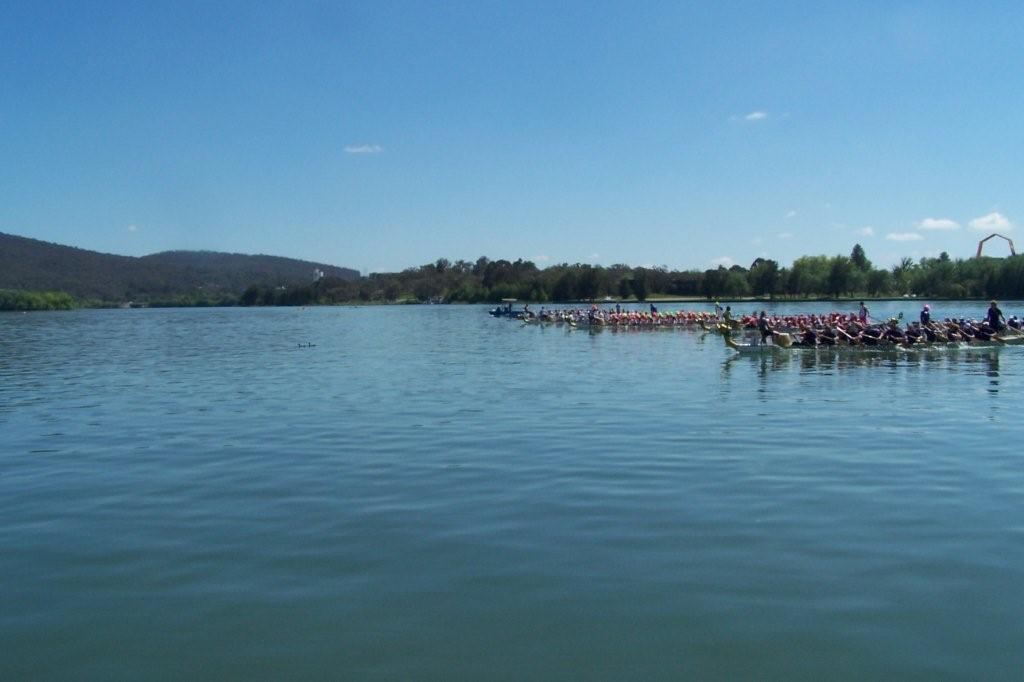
xmin=701 ymin=268 xmax=728 ymax=298
xmin=788 ymin=256 xmax=830 ymax=296
xmin=723 ymin=270 xmax=751 ymax=296
xmin=826 ymin=256 xmax=854 ymax=296
xmin=850 ymin=244 xmax=871 ymax=271
xmin=577 ymin=266 xmax=602 ymax=301
xmin=552 ymin=271 xmax=578 ymax=301
xmin=747 ymin=258 xmax=779 ymax=296
xmin=630 ymin=274 xmax=648 ymax=301
xmin=866 ymin=269 xmax=890 ymax=295
xmin=891 ymin=257 xmax=915 ymax=294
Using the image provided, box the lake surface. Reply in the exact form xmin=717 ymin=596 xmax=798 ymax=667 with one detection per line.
xmin=2 ymin=302 xmax=1022 ymax=680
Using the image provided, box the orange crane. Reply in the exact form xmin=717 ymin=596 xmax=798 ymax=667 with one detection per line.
xmin=976 ymin=233 xmax=1016 ymax=258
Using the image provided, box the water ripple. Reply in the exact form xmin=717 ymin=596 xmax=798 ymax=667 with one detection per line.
xmin=1 ymin=304 xmax=1023 ymax=679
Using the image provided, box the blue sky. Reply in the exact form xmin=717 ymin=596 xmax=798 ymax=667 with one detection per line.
xmin=2 ymin=2 xmax=1023 ymax=273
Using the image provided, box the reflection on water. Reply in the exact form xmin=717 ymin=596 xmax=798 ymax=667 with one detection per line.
xmin=722 ymin=344 xmax=1004 ymax=375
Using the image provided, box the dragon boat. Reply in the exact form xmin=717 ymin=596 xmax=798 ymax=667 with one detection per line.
xmin=699 ymin=319 xmax=753 ymax=334
xmin=723 ymin=329 xmax=1024 ymax=354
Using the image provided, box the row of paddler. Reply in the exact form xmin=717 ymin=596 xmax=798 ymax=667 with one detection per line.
xmin=723 ymin=317 xmax=1024 ymax=350
xmin=525 ymin=308 xmax=881 ymax=329
xmin=514 ymin=301 xmax=1021 ymax=336
xmin=524 ymin=308 xmax=721 ymax=326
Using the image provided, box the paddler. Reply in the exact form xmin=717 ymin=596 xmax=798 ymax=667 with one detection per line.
xmin=882 ymin=318 xmax=905 ymax=343
xmin=859 ymin=325 xmax=883 ymax=346
xmin=973 ymin=316 xmax=1000 ymax=340
xmin=797 ymin=324 xmax=818 ymax=347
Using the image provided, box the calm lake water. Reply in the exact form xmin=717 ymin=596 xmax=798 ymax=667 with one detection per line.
xmin=2 ymin=302 xmax=1022 ymax=680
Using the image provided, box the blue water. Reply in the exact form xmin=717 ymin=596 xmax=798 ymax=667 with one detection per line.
xmin=2 ymin=303 xmax=1022 ymax=680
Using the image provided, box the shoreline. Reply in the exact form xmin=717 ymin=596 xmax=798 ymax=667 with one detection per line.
xmin=5 ymin=295 xmax=1018 ymax=313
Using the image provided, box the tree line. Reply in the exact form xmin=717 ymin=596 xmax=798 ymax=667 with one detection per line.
xmin=238 ymin=245 xmax=1024 ymax=305
xmin=0 ymin=289 xmax=76 ymax=311
xmin=9 ymin=244 xmax=1024 ymax=309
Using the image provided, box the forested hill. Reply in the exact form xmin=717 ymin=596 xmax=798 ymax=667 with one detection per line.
xmin=0 ymin=232 xmax=358 ymax=302
xmin=139 ymin=251 xmax=360 ymax=292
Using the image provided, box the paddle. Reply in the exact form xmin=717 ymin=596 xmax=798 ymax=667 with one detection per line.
xmin=868 ymin=311 xmax=903 ymax=326
xmin=834 ymin=326 xmax=860 ymax=345
xmin=996 ymin=327 xmax=1024 ymax=343
xmin=772 ymin=330 xmax=794 ymax=348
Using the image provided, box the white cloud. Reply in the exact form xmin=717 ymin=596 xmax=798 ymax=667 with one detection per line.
xmin=745 ymin=111 xmax=768 ymax=121
xmin=750 ymin=237 xmax=764 ymax=245
xmin=533 ymin=253 xmax=550 ymax=262
xmin=710 ymin=256 xmax=735 ymax=268
xmin=344 ymin=144 xmax=382 ymax=154
xmin=886 ymin=232 xmax=924 ymax=242
xmin=778 ymin=232 xmax=794 ymax=239
xmin=968 ymin=211 xmax=1013 ymax=232
xmin=917 ymin=217 xmax=959 ymax=231
xmin=127 ymin=224 xmax=138 ymax=232
xmin=589 ymin=253 xmax=600 ymax=260
xmin=784 ymin=210 xmax=797 ymax=219
xmin=856 ymin=226 xmax=875 ymax=237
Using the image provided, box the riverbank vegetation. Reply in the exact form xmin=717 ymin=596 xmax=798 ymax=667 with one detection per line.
xmin=10 ymin=244 xmax=1024 ymax=309
xmin=0 ymin=289 xmax=76 ymax=311
xmin=240 ymin=245 xmax=1024 ymax=305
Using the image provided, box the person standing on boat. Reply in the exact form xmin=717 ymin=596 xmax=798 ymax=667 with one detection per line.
xmin=986 ymin=300 xmax=1005 ymax=331
xmin=858 ymin=301 xmax=869 ymax=324
xmin=920 ymin=304 xmax=931 ymax=325
xmin=757 ymin=310 xmax=772 ymax=345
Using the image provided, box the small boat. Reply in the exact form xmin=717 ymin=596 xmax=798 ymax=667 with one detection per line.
xmin=489 ymin=299 xmax=529 ymax=318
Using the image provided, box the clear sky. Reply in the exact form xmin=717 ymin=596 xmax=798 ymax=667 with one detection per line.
xmin=2 ymin=2 xmax=1023 ymax=273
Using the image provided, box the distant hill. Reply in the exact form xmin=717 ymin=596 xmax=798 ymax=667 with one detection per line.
xmin=0 ymin=232 xmax=359 ymax=302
